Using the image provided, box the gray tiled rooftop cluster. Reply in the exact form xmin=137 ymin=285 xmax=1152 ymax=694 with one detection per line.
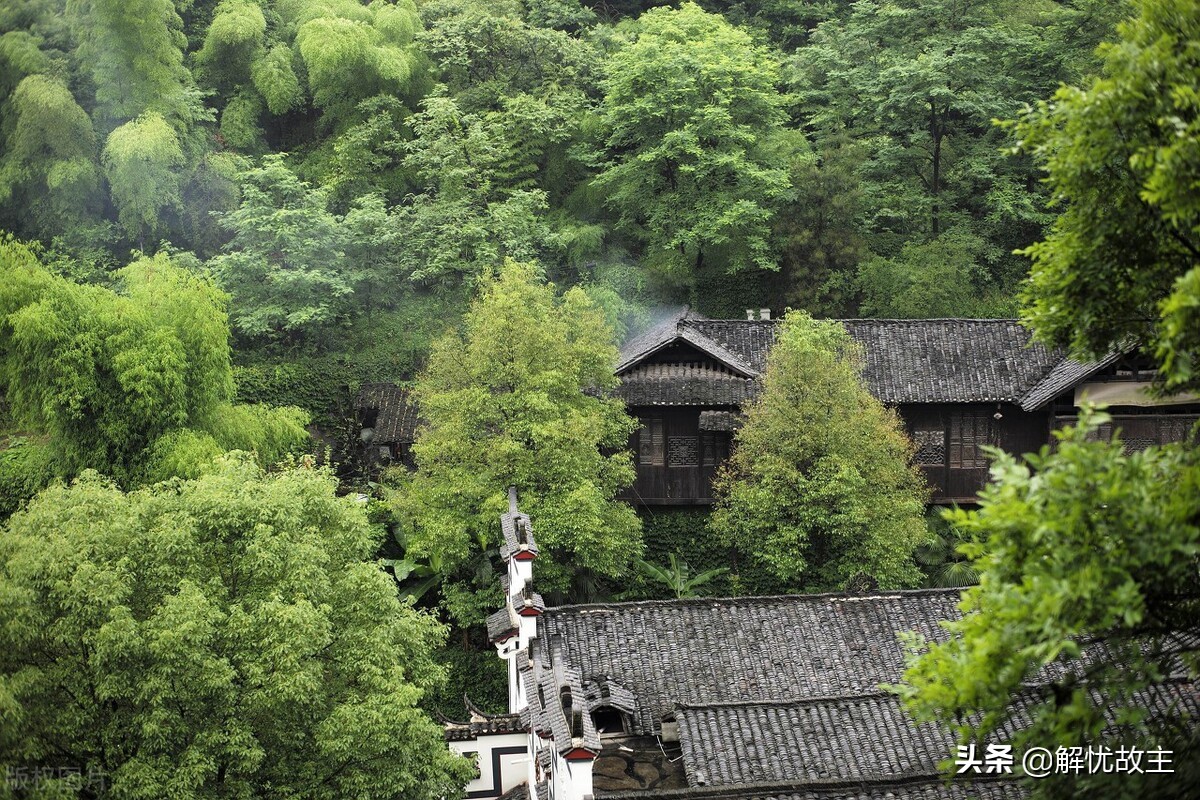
xmin=673 ymin=681 xmax=1200 ymax=791
xmin=595 ymin=775 xmax=1026 ymax=800
xmin=539 ymin=590 xmax=962 ymax=736
xmin=677 ymin=694 xmax=952 ymax=786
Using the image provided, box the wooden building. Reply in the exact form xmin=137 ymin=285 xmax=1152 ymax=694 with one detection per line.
xmin=614 ymin=311 xmax=1199 ymax=506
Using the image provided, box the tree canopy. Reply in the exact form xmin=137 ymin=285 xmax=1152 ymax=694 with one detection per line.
xmin=0 ymin=455 xmax=472 ymax=799
xmin=391 ymin=260 xmax=642 ymax=625
xmin=592 ymin=2 xmax=791 ymax=296
xmin=899 ymin=2 xmax=1200 ymax=794
xmin=710 ymin=311 xmax=930 ymax=590
xmin=1014 ymin=0 xmax=1200 ymax=393
xmin=0 ymin=238 xmax=308 ymax=485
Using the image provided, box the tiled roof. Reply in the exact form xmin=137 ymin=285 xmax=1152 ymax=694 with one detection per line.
xmin=487 ymin=607 xmax=517 ymax=643
xmin=617 ymin=362 xmax=759 ymax=406
xmin=595 ymin=775 xmax=1026 ymax=800
xmin=676 ymin=694 xmax=950 ymax=786
xmin=357 ymin=382 xmax=420 ymax=444
xmin=497 ymin=785 xmax=531 ymax=800
xmin=538 ymin=590 xmax=962 ymax=735
xmin=443 ymin=711 xmax=527 ymax=741
xmin=499 ymin=499 xmax=539 ymax=562
xmin=672 ymin=681 xmax=1200 ymax=791
xmin=618 ymin=317 xmax=1080 ymax=407
xmin=523 ymin=639 xmax=603 ymax=758
xmin=837 ymin=320 xmax=1063 ymax=405
xmin=1016 ymin=352 xmax=1121 ymax=411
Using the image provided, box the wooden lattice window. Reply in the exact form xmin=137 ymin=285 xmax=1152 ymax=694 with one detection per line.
xmin=912 ymin=428 xmax=946 ymax=466
xmin=668 ymin=436 xmax=699 ymax=467
xmin=949 ymin=412 xmax=991 ymax=469
xmin=639 ymin=417 xmax=664 ymax=466
xmin=701 ymin=432 xmax=730 ymax=467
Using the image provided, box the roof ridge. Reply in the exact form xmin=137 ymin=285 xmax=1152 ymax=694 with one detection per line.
xmin=594 ymin=771 xmax=1016 ymax=800
xmin=546 ymin=587 xmax=963 ymax=614
xmin=836 ymin=317 xmax=1023 ymax=323
xmin=674 ymin=690 xmax=896 ymax=710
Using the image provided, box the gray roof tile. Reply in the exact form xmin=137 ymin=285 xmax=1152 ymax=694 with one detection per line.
xmin=594 ymin=774 xmax=1025 ymax=800
xmin=539 ymin=590 xmax=963 ymax=736
xmin=357 ymin=382 xmax=420 ymax=444
xmin=672 ymin=681 xmax=1200 ymax=790
xmin=617 ymin=317 xmax=1079 ymax=407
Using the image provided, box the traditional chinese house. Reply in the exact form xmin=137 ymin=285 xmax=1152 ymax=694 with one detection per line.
xmin=454 ymin=494 xmax=1197 ymax=800
xmin=614 ymin=311 xmax=1199 ymax=506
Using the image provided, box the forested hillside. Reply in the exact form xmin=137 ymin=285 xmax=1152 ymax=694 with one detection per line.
xmin=2 ymin=0 xmax=1122 ymax=324
xmin=0 ymin=0 xmax=1130 ymax=720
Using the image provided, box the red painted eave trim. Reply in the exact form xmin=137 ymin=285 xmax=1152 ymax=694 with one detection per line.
xmin=512 ymin=551 xmax=537 ymax=562
xmin=563 ymin=747 xmax=598 ymax=761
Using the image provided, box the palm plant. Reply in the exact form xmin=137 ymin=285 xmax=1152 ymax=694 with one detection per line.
xmin=635 ymin=553 xmax=729 ymax=599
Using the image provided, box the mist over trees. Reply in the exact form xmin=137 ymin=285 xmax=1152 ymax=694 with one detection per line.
xmin=0 ymin=0 xmax=1122 ymax=318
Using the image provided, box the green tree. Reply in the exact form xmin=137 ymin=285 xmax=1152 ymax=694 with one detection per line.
xmin=898 ymin=412 xmax=1200 ymax=797
xmin=711 ymin=311 xmax=929 ymax=590
xmin=790 ymin=0 xmax=1080 ymax=309
xmin=899 ymin=3 xmax=1200 ymax=795
xmin=591 ymin=2 xmax=792 ymax=297
xmin=0 ymin=456 xmax=472 ymax=799
xmin=0 ymin=239 xmax=309 ymax=483
xmin=855 ymin=228 xmax=1017 ymax=318
xmin=101 ymin=113 xmax=185 ymax=248
xmin=391 ymin=260 xmax=641 ymax=625
xmin=395 ymin=95 xmax=565 ymax=286
xmin=0 ymin=74 xmax=102 ymax=241
xmin=1015 ymin=0 xmax=1200 ymax=393
xmin=209 ymin=155 xmax=353 ymax=342
xmin=68 ymin=0 xmax=199 ymax=129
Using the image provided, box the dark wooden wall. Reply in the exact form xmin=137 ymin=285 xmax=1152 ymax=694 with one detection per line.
xmin=619 ymin=407 xmax=731 ymax=505
xmin=898 ymin=403 xmax=1051 ymax=505
xmin=619 ymin=402 xmax=1197 ymax=508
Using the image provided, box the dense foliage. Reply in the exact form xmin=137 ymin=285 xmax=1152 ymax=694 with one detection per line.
xmin=0 ymin=456 xmax=471 ymax=799
xmin=900 ymin=2 xmax=1200 ymax=795
xmin=1014 ymin=0 xmax=1200 ymax=393
xmin=390 ymin=261 xmax=642 ymax=625
xmin=0 ymin=238 xmax=308 ymax=488
xmin=0 ymin=0 xmax=1122 ymax=318
xmin=711 ymin=311 xmax=930 ymax=590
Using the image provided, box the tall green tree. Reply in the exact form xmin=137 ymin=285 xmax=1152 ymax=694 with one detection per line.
xmin=711 ymin=311 xmax=929 ymax=590
xmin=101 ymin=112 xmax=185 ymax=248
xmin=68 ymin=0 xmax=198 ymax=129
xmin=790 ymin=0 xmax=1085 ymax=312
xmin=0 ymin=74 xmax=102 ymax=240
xmin=1016 ymin=0 xmax=1200 ymax=393
xmin=391 ymin=260 xmax=641 ymax=625
xmin=209 ymin=155 xmax=353 ymax=342
xmin=395 ymin=96 xmax=566 ymax=286
xmin=0 ymin=456 xmax=472 ymax=799
xmin=0 ymin=239 xmax=309 ymax=484
xmin=591 ymin=2 xmax=792 ymax=297
xmin=900 ymin=3 xmax=1200 ymax=795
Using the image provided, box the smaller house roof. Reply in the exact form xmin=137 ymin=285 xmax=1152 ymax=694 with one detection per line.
xmin=357 ymin=383 xmax=420 ymax=444
xmin=594 ymin=774 xmax=1025 ymax=800
xmin=539 ymin=590 xmax=963 ymax=736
